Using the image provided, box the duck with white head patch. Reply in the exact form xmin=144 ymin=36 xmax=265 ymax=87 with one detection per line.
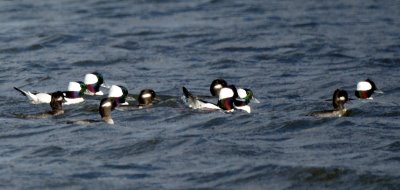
xmin=210 ymin=79 xmax=260 ymax=104
xmin=310 ymin=89 xmax=350 ymax=118
xmin=49 ymin=91 xmax=65 ymax=116
xmin=64 ymin=81 xmax=86 ymax=105
xmin=355 ymin=79 xmax=383 ymax=99
xmin=108 ymin=85 xmax=129 ymax=106
xmin=84 ymin=72 xmax=105 ymax=95
xmin=182 ymin=86 xmax=221 ymax=110
xmin=14 ymin=86 xmax=53 ymax=104
xmin=182 ymin=85 xmax=250 ymax=113
xmin=117 ymin=89 xmax=157 ymax=109
xmin=99 ymin=97 xmax=117 ymax=124
xmin=14 ymin=81 xmax=86 ymax=105
xmin=137 ymin=89 xmax=156 ymax=107
xmin=98 ymin=89 xmax=156 ymax=124
xmin=210 ymin=79 xmax=228 ymax=97
xmin=17 ymin=91 xmax=66 ymax=119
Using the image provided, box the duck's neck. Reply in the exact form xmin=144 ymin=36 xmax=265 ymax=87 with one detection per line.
xmin=65 ymin=91 xmax=83 ymax=99
xmin=218 ymin=98 xmax=234 ymax=111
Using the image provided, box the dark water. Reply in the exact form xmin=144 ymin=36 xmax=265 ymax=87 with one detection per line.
xmin=1 ymin=0 xmax=400 ymax=189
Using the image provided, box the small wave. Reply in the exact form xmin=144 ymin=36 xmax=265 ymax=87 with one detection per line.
xmin=29 ymin=146 xmax=66 ymax=157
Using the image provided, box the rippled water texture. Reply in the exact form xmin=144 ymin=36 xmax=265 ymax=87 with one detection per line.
xmin=1 ymin=0 xmax=399 ymax=189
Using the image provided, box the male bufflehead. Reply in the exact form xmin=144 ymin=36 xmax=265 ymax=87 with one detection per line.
xmin=64 ymin=81 xmax=86 ymax=105
xmin=210 ymin=79 xmax=259 ymax=104
xmin=232 ymin=87 xmax=252 ymax=113
xmin=108 ymin=85 xmax=129 ymax=106
xmin=224 ymin=85 xmax=257 ymax=113
xmin=182 ymin=85 xmax=250 ymax=113
xmin=84 ymin=72 xmax=105 ymax=95
xmin=310 ymin=89 xmax=350 ymax=118
xmin=14 ymin=81 xmax=86 ymax=105
xmin=99 ymin=97 xmax=117 ymax=124
xmin=14 ymin=87 xmax=53 ymax=104
xmin=236 ymin=88 xmax=260 ymax=103
xmin=217 ymin=86 xmax=237 ymax=112
xmin=182 ymin=86 xmax=221 ymax=110
xmin=355 ymin=79 xmax=383 ymax=99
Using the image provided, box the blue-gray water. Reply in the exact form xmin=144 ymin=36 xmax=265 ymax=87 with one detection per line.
xmin=1 ymin=0 xmax=400 ymax=189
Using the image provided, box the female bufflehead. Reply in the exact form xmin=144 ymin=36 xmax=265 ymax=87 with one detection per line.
xmin=210 ymin=79 xmax=228 ymax=97
xmin=310 ymin=89 xmax=350 ymax=118
xmin=49 ymin=91 xmax=65 ymax=116
xmin=14 ymin=81 xmax=86 ymax=105
xmin=17 ymin=91 xmax=65 ymax=119
xmin=137 ymin=89 xmax=156 ymax=106
xmin=118 ymin=89 xmax=157 ymax=109
xmin=98 ymin=89 xmax=156 ymax=124
xmin=99 ymin=97 xmax=117 ymax=124
xmin=355 ymin=79 xmax=383 ymax=99
xmin=84 ymin=72 xmax=105 ymax=95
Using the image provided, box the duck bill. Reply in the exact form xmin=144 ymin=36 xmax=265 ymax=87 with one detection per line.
xmin=251 ymin=97 xmax=260 ymax=103
xmin=375 ymin=89 xmax=384 ymax=94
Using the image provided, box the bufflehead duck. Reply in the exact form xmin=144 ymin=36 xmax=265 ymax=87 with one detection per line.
xmin=14 ymin=86 xmax=53 ymax=104
xmin=217 ymin=86 xmax=237 ymax=112
xmin=48 ymin=91 xmax=65 ymax=116
xmin=310 ymin=89 xmax=350 ymax=118
xmin=99 ymin=97 xmax=117 ymax=124
xmin=210 ymin=79 xmax=260 ymax=103
xmin=108 ymin=85 xmax=129 ymax=106
xmin=137 ymin=89 xmax=156 ymax=106
xmin=182 ymin=85 xmax=249 ymax=113
xmin=236 ymin=88 xmax=260 ymax=103
xmin=182 ymin=86 xmax=221 ymax=110
xmin=232 ymin=87 xmax=252 ymax=113
xmin=14 ymin=81 xmax=86 ymax=105
xmin=355 ymin=79 xmax=383 ymax=99
xmin=84 ymin=72 xmax=105 ymax=95
xmin=17 ymin=91 xmax=66 ymax=119
xmin=118 ymin=89 xmax=157 ymax=109
xmin=210 ymin=79 xmax=228 ymax=97
xmin=64 ymin=81 xmax=86 ymax=105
